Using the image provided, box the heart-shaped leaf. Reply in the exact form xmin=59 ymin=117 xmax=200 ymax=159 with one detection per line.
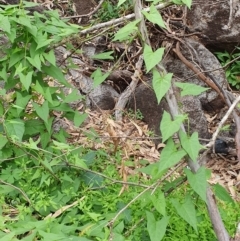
xmin=33 ymin=100 xmax=49 ymax=123
xmin=143 ymin=45 xmax=165 ymax=72
xmin=113 ymin=19 xmax=140 ymax=41
xmin=160 ymin=111 xmax=187 ymax=142
xmin=179 ymin=131 xmax=203 ymax=161
xmin=91 ymin=68 xmax=110 ymax=87
xmin=142 ymin=4 xmax=166 ymax=28
xmin=152 ymin=69 xmax=172 ymax=103
xmin=175 ymin=82 xmax=209 ymax=96
xmin=146 ymin=211 xmax=169 ymax=241
xmin=171 ymin=195 xmax=198 ymax=233
xmin=158 ymin=138 xmax=186 ymax=173
xmin=184 ymin=167 xmax=208 ymax=202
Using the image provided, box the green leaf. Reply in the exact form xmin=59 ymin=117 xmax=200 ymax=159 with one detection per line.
xmin=143 ymin=45 xmax=165 ymax=72
xmin=44 ymin=117 xmax=54 ymax=134
xmin=182 ymin=0 xmax=192 ymax=8
xmin=0 ymin=102 xmax=4 ymax=116
xmin=42 ymin=64 xmax=71 ymax=87
xmin=38 ymin=230 xmax=66 ymax=241
xmin=171 ymin=195 xmax=198 ymax=232
xmin=21 ymin=230 xmax=37 ymax=241
xmin=152 ymin=69 xmax=172 ymax=103
xmin=9 ymin=51 xmax=25 ymax=68
xmin=175 ymin=82 xmax=209 ymax=96
xmin=160 ymin=111 xmax=187 ymax=142
xmin=18 ymin=15 xmax=33 ymax=29
xmin=42 ymin=158 xmax=54 ymax=173
xmin=40 ymin=131 xmax=51 ymax=148
xmin=14 ymin=62 xmax=27 ymax=77
xmin=33 ymin=101 xmax=49 ymax=123
xmin=35 ymin=32 xmax=54 ymax=50
xmin=158 ymin=138 xmax=186 ymax=173
xmin=142 ymin=4 xmax=166 ymax=28
xmin=146 ymin=211 xmax=169 ymax=241
xmin=0 ymin=134 xmax=8 ymax=150
xmin=82 ymin=172 xmax=103 ymax=188
xmin=114 ymin=221 xmax=124 ymax=234
xmin=24 ymin=119 xmax=45 ymax=136
xmin=117 ymin=0 xmax=128 ymax=7
xmin=184 ymin=167 xmax=208 ymax=202
xmin=63 ymin=89 xmax=84 ymax=103
xmin=92 ymin=51 xmax=114 ymax=60
xmin=74 ymin=112 xmax=88 ymax=127
xmin=43 ymin=50 xmax=56 ymax=66
xmin=213 ymin=184 xmax=234 ymax=204
xmin=150 ymin=191 xmax=166 ymax=216
xmin=52 ymin=140 xmax=71 ymax=150
xmin=74 ymin=157 xmax=88 ymax=169
xmin=23 ymin=137 xmax=40 ymax=150
xmin=5 ymin=119 xmax=25 ymax=141
xmin=179 ymin=130 xmax=203 ymax=161
xmin=137 ymin=163 xmax=159 ymax=177
xmin=0 ymin=14 xmax=11 ymax=34
xmin=26 ymin=54 xmax=42 ymax=70
xmin=16 ymin=91 xmax=31 ymax=116
xmin=113 ymin=19 xmax=141 ymax=41
xmin=91 ymin=68 xmax=110 ymax=87
xmin=0 ymin=232 xmax=16 ymax=241
xmin=19 ymin=71 xmax=33 ymax=91
xmin=43 ymin=87 xmax=53 ymax=104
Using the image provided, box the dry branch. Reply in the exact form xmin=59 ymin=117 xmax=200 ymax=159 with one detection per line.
xmin=115 ymin=55 xmax=143 ymax=121
xmin=115 ymin=0 xmax=149 ymax=121
xmin=173 ymin=42 xmax=225 ymax=102
xmin=164 ymin=65 xmax=230 ymax=240
xmin=79 ymin=1 xmax=172 ymax=35
xmin=206 ymin=95 xmax=240 ymax=151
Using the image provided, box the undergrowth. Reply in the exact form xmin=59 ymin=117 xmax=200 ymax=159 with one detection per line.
xmin=216 ymin=49 xmax=240 ymax=89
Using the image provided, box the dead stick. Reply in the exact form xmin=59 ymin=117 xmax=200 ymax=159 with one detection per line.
xmin=173 ymin=42 xmax=225 ymax=102
xmin=79 ymin=1 xmax=172 ymax=35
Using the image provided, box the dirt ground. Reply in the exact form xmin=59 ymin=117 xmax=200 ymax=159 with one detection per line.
xmin=72 ymin=0 xmax=95 ymax=15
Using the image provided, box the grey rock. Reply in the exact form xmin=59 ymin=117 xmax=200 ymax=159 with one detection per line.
xmin=187 ymin=0 xmax=240 ymax=51
xmin=163 ymin=38 xmax=226 ymax=111
xmin=128 ymin=38 xmax=227 ymax=141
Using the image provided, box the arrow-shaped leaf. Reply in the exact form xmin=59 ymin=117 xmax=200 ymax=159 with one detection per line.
xmin=158 ymin=138 xmax=186 ymax=173
xmin=160 ymin=111 xmax=187 ymax=142
xmin=33 ymin=101 xmax=49 ymax=123
xmin=152 ymin=69 xmax=172 ymax=103
xmin=113 ymin=19 xmax=141 ymax=41
xmin=184 ymin=167 xmax=208 ymax=202
xmin=142 ymin=4 xmax=166 ymax=28
xmin=146 ymin=211 xmax=169 ymax=241
xmin=91 ymin=68 xmax=110 ymax=87
xmin=5 ymin=119 xmax=25 ymax=141
xmin=179 ymin=130 xmax=203 ymax=161
xmin=175 ymin=82 xmax=209 ymax=96
xmin=92 ymin=51 xmax=114 ymax=60
xmin=171 ymin=195 xmax=198 ymax=233
xmin=144 ymin=45 xmax=165 ymax=72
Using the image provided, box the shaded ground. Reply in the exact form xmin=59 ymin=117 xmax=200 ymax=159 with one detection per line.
xmin=72 ymin=0 xmax=95 ymax=15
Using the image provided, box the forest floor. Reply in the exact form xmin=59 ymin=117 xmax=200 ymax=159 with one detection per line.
xmin=36 ymin=0 xmax=240 ymax=201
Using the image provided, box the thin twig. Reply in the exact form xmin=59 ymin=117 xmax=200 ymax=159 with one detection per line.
xmin=173 ymin=42 xmax=226 ymax=102
xmin=115 ymin=55 xmax=143 ymax=121
xmin=0 ymin=179 xmax=31 ymax=204
xmin=206 ymin=95 xmax=240 ymax=150
xmin=59 ymin=164 xmax=152 ymax=189
xmin=79 ymin=1 xmax=172 ymax=35
xmin=107 ymin=182 xmax=155 ymax=240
